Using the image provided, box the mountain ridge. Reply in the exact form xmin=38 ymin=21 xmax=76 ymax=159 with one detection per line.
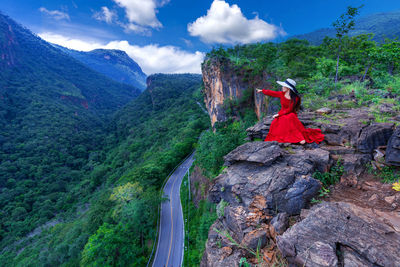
xmin=291 ymin=9 xmax=400 ymax=44
xmin=54 ymin=45 xmax=147 ymax=91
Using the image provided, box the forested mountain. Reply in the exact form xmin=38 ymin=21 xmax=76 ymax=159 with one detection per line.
xmin=55 ymin=46 xmax=147 ymax=91
xmin=292 ymin=10 xmax=400 ymax=44
xmin=0 ymin=11 xmax=145 ymax=261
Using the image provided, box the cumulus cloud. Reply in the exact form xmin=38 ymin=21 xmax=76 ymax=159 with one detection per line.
xmin=38 ymin=32 xmax=204 ymax=75
xmin=188 ymin=0 xmax=285 ymax=44
xmin=38 ymin=32 xmax=104 ymax=51
xmin=113 ymin=0 xmax=166 ymax=28
xmin=39 ymin=7 xmax=70 ymax=21
xmin=120 ymin=22 xmax=151 ymax=35
xmin=104 ymin=41 xmax=204 ymax=74
xmin=92 ymin=0 xmax=169 ymax=35
xmin=93 ymin=7 xmax=117 ymax=24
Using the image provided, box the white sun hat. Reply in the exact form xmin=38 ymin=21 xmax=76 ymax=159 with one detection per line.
xmin=277 ymin=78 xmax=299 ymax=94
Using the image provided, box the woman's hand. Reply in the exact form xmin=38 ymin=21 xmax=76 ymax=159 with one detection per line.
xmin=255 ymin=88 xmax=262 ymax=93
xmin=272 ymin=114 xmax=279 ymax=118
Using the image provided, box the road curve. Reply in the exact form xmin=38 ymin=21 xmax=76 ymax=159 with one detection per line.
xmin=152 ymin=152 xmax=195 ymax=267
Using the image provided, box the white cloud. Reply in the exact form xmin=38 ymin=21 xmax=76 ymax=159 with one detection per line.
xmin=39 ymin=7 xmax=70 ymax=21
xmin=112 ymin=0 xmax=165 ymax=28
xmin=92 ymin=0 xmax=169 ymax=35
xmin=187 ymin=0 xmax=285 ymax=44
xmin=93 ymin=7 xmax=117 ymax=24
xmin=120 ymin=22 xmax=151 ymax=35
xmin=104 ymin=41 xmax=204 ymax=74
xmin=181 ymin=38 xmax=193 ymax=47
xmin=38 ymin=33 xmax=204 ymax=75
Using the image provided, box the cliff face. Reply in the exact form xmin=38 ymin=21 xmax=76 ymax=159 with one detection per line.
xmin=201 ymin=58 xmax=277 ymax=128
xmin=0 ymin=14 xmax=17 ymax=67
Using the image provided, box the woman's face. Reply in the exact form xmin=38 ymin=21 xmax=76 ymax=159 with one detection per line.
xmin=281 ymin=86 xmax=289 ymax=92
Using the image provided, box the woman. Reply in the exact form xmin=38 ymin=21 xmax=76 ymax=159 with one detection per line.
xmin=256 ymin=78 xmax=324 ymax=144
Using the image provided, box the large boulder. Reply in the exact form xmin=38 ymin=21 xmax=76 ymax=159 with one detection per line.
xmin=277 ymin=201 xmax=400 ymax=267
xmin=356 ymin=123 xmax=394 ymax=153
xmin=246 ymin=116 xmax=272 ymax=140
xmin=330 ymin=153 xmax=372 ymax=176
xmin=201 ymin=221 xmax=244 ymax=267
xmin=386 ymin=126 xmax=400 ymax=166
xmin=201 ymin=196 xmax=270 ymax=267
xmin=209 ymin=141 xmax=327 ymax=215
xmin=223 ymin=141 xmax=282 ymax=166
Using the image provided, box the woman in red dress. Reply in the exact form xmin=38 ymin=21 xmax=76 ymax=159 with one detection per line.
xmin=256 ymin=78 xmax=324 ymax=144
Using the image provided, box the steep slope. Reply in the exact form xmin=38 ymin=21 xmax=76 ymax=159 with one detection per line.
xmin=0 ymin=11 xmax=141 ymax=254
xmin=0 ymin=73 xmax=209 ymax=267
xmin=55 ymin=46 xmax=147 ymax=91
xmin=291 ymin=10 xmax=400 ymax=44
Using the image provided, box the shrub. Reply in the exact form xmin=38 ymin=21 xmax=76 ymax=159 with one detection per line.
xmin=313 ymin=159 xmax=344 ymax=187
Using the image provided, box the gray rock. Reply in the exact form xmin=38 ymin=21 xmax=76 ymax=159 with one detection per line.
xmin=223 ymin=205 xmax=248 ymax=243
xmin=246 ymin=116 xmax=273 ymax=140
xmin=283 ymin=176 xmax=322 ymax=215
xmin=332 ymin=153 xmax=372 ymax=176
xmin=356 ymin=123 xmax=394 ymax=153
xmin=223 ymin=141 xmax=282 ymax=166
xmin=323 ymin=133 xmax=343 ymax=146
xmin=270 ymin=212 xmax=289 ymax=235
xmin=240 ymin=228 xmax=268 ymax=251
xmin=209 ymin=141 xmax=323 ymax=215
xmin=201 ymin=221 xmax=244 ymax=267
xmin=379 ymin=103 xmax=397 ymax=115
xmin=316 ymin=107 xmax=332 ymax=115
xmin=386 ymin=126 xmax=400 ymax=166
xmin=276 ymin=202 xmax=400 ymax=267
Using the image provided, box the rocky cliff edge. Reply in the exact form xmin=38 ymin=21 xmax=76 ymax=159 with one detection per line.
xmin=201 ymin=107 xmax=400 ymax=267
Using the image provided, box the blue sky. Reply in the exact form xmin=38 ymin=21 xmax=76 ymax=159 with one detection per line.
xmin=1 ymin=0 xmax=400 ymax=74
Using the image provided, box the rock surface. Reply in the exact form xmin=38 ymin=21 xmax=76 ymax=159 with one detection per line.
xmin=209 ymin=141 xmax=325 ymax=215
xmin=386 ymin=126 xmax=400 ymax=166
xmin=277 ymin=201 xmax=400 ymax=267
xmin=223 ymin=141 xmax=282 ymax=166
xmin=316 ymin=107 xmax=332 ymax=115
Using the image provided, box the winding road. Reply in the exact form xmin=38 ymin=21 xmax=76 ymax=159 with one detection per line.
xmin=152 ymin=152 xmax=195 ymax=267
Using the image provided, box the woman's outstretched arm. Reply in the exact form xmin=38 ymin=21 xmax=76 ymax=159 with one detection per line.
xmin=260 ymin=89 xmax=282 ymax=98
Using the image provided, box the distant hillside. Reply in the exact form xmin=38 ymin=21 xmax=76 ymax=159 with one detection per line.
xmin=55 ymin=46 xmax=147 ymax=91
xmin=0 ymin=10 xmax=141 ymax=250
xmin=291 ymin=10 xmax=400 ymax=44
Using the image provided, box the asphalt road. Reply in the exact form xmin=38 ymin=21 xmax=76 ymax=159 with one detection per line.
xmin=152 ymin=152 xmax=195 ymax=267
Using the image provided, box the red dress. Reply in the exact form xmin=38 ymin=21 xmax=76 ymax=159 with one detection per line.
xmin=262 ymin=89 xmax=324 ymax=144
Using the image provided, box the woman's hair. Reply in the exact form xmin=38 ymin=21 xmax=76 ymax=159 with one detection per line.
xmin=289 ymin=89 xmax=301 ymax=112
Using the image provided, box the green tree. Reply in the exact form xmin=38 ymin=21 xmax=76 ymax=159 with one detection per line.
xmin=374 ymin=38 xmax=400 ymax=75
xmin=332 ymin=5 xmax=363 ymax=84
